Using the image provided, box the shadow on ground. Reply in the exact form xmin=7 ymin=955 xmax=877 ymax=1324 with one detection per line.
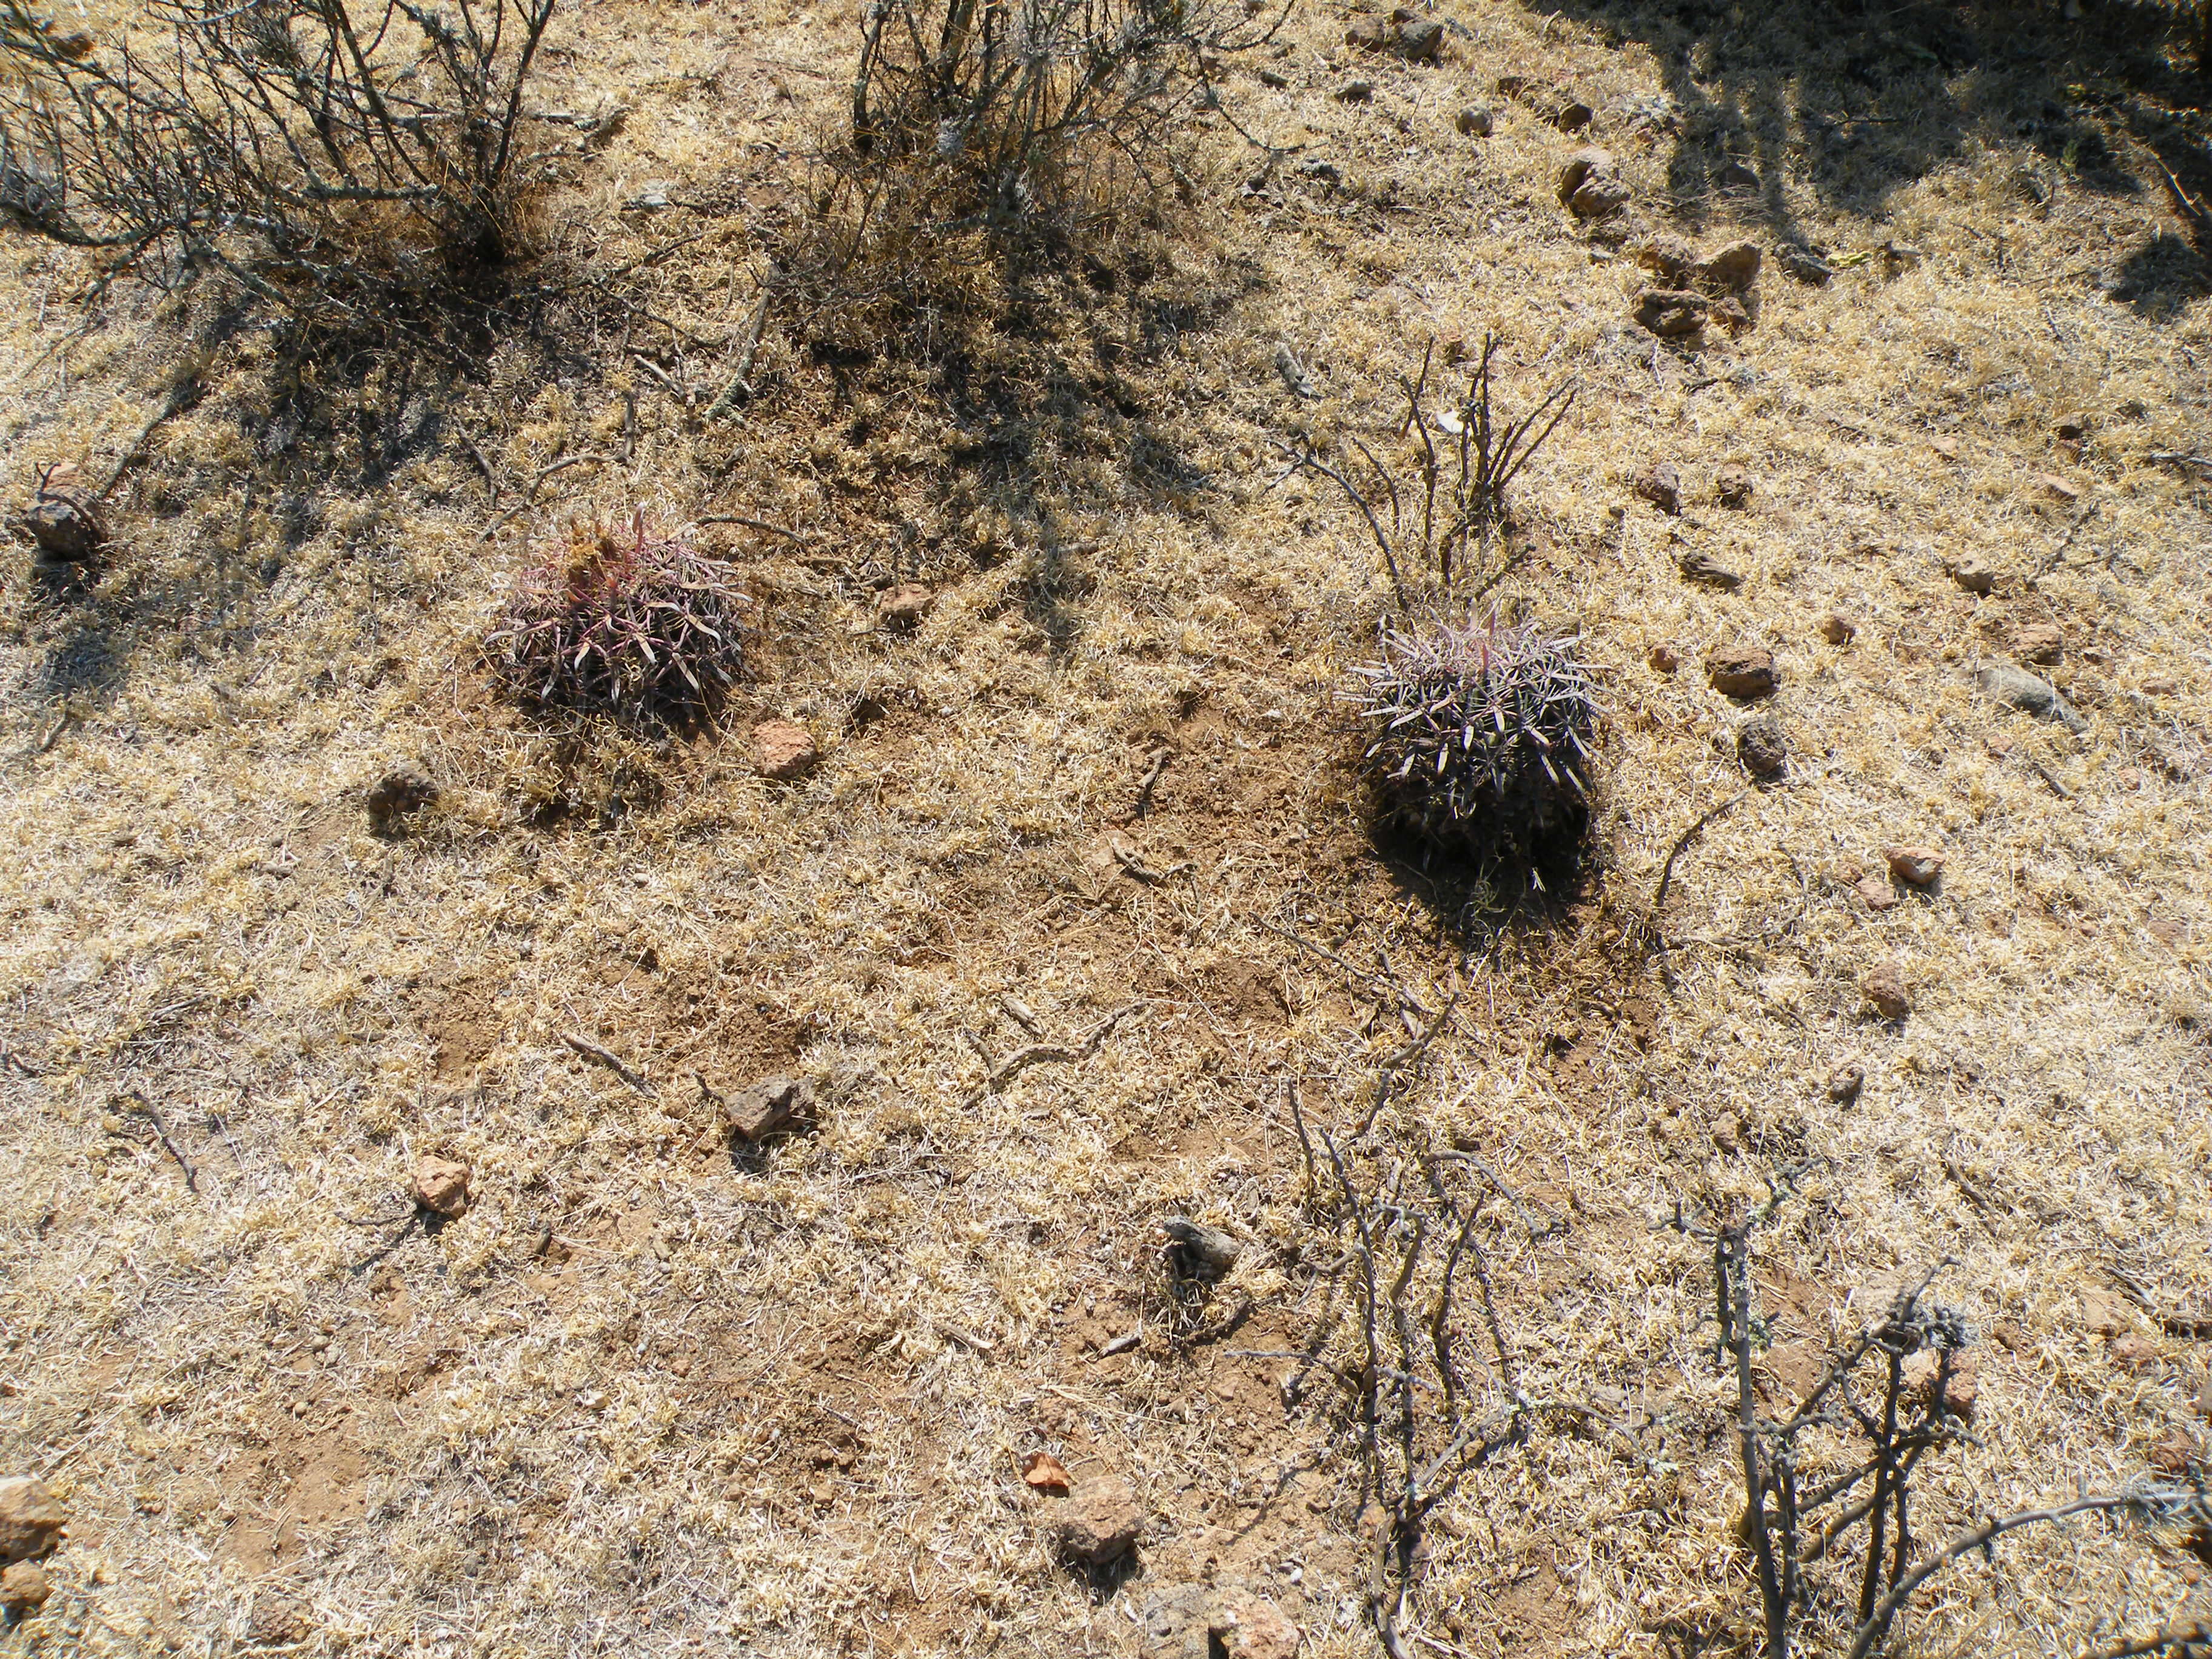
xmin=1529 ymin=0 xmax=2211 ymax=316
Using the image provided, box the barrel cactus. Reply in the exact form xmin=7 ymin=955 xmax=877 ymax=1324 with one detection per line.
xmin=1348 ymin=614 xmax=1600 ymax=885
xmin=486 ymin=515 xmax=749 ymax=730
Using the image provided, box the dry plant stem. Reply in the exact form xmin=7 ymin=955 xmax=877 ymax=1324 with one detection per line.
xmin=561 ymin=1031 xmax=654 ymax=1096
xmin=962 ymin=1002 xmax=1139 ymax=1107
xmin=1846 ymin=1492 xmax=2212 ymax=1659
xmin=2083 ymin=1620 xmax=2212 ymax=1659
xmin=124 ymin=1090 xmax=198 ymax=1193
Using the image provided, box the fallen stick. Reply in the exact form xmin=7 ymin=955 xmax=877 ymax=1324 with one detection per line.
xmin=562 ymin=1031 xmax=655 ymax=1096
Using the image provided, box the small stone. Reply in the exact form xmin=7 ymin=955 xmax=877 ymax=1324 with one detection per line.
xmin=1634 ymin=288 xmax=1708 ymax=337
xmin=2033 ymin=472 xmax=2080 ymax=503
xmin=751 ymin=720 xmax=819 ymax=780
xmin=1335 ymin=80 xmax=1373 ymax=103
xmin=1049 ymin=1475 xmax=1144 ymax=1565
xmin=1883 ymin=845 xmax=1945 ymax=886
xmin=1646 ymin=642 xmax=1680 ymax=674
xmin=1715 ymin=465 xmax=1752 ymax=508
xmin=1678 ymin=548 xmax=1742 ymax=589
xmin=1930 ymin=435 xmax=1961 ymax=459
xmin=877 ymin=584 xmax=933 ymax=629
xmin=1777 ymin=244 xmax=1833 ymax=284
xmin=2013 ymin=622 xmax=2063 ymax=664
xmin=1902 ymin=1349 xmax=1978 ymax=1420
xmin=1635 ymin=235 xmax=1697 ymax=286
xmin=1706 ymin=643 xmax=1778 ymax=700
xmin=1569 ymin=169 xmax=1631 ymax=217
xmin=1820 ymin=611 xmax=1857 ymax=645
xmin=2079 ymin=1289 xmax=2133 ymax=1337
xmin=1862 ymin=964 xmax=1911 ymax=1020
xmin=1977 ymin=665 xmax=2088 ymax=734
xmin=1552 ymin=99 xmax=1594 ymax=132
xmin=1737 ymin=715 xmax=1787 ymax=777
xmin=1948 ymin=553 xmax=1998 ymax=595
xmin=0 ymin=1479 xmax=65 ymax=1565
xmin=1855 ymin=876 xmax=1898 ymax=912
xmin=2054 ymin=413 xmax=2090 ymax=441
xmin=1694 ymin=240 xmax=1761 ymax=292
xmin=1635 ymin=462 xmax=1681 ymax=514
xmin=1558 ymin=147 xmax=1625 ymax=216
xmin=0 ymin=1561 xmax=49 ymax=1618
xmin=1715 ymin=157 xmax=1760 ymax=191
xmin=365 ymin=765 xmax=437 ymax=834
xmin=1711 ymin=1114 xmax=1742 ymax=1154
xmin=723 ymin=1074 xmax=817 ymax=1141
xmin=8 ymin=472 xmax=107 ymax=568
xmin=1827 ymin=1063 xmax=1865 ymax=1104
xmin=412 ymin=1156 xmax=472 ymax=1219
xmin=1210 ymin=1588 xmax=1302 ymax=1659
xmin=1454 ymin=104 xmax=1492 ymax=136
xmin=2110 ymin=1334 xmax=2159 ymax=1372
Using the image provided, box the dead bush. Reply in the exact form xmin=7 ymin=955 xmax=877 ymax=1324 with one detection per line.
xmin=788 ymin=0 xmax=1282 ymax=340
xmin=0 ymin=0 xmax=558 ymax=318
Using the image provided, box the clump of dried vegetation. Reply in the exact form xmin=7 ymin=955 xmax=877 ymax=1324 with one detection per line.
xmin=483 ymin=515 xmax=750 ymax=730
xmin=0 ymin=0 xmax=558 ymax=317
xmin=788 ymin=0 xmax=1281 ymax=340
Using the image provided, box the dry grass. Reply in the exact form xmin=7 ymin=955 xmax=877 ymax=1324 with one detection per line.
xmin=0 ymin=1 xmax=2208 ymax=1656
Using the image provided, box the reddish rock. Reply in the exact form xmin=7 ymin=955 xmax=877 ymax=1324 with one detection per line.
xmin=1647 ymin=642 xmax=1681 ymax=674
xmin=1883 ymin=845 xmax=1945 ymax=886
xmin=751 ymin=720 xmax=819 ymax=780
xmin=877 ymin=585 xmax=934 ymax=630
xmin=1855 ymin=876 xmax=1898 ymax=912
xmin=1903 ymin=1349 xmax=1978 ymax=1420
xmin=1635 ymin=289 xmax=1708 ymax=338
xmin=1862 ymin=965 xmax=1911 ymax=1020
xmin=722 ymin=1074 xmax=817 ymax=1141
xmin=412 ymin=1156 xmax=472 ymax=1219
xmin=2014 ymin=622 xmax=2064 ymax=664
xmin=1820 ymin=611 xmax=1858 ymax=645
xmin=2110 ymin=1335 xmax=2160 ymax=1372
xmin=1048 ymin=1475 xmax=1144 ymax=1564
xmin=0 ymin=1561 xmax=49 ymax=1617
xmin=1694 ymin=240 xmax=1761 ymax=292
xmin=1706 ymin=643 xmax=1777 ymax=699
xmin=1637 ymin=463 xmax=1682 ymax=514
xmin=0 ymin=1479 xmax=64 ymax=1565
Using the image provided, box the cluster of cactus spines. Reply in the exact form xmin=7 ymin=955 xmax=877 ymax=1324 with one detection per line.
xmin=485 ymin=515 xmax=749 ymax=730
xmin=1349 ymin=614 xmax=1600 ymax=885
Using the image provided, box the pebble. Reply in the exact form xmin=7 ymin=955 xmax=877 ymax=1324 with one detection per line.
xmin=2013 ymin=622 xmax=2063 ymax=663
xmin=412 ymin=1156 xmax=472 ymax=1219
xmin=1777 ymin=244 xmax=1834 ymax=284
xmin=1883 ymin=845 xmax=1945 ymax=886
xmin=1706 ymin=643 xmax=1778 ymax=699
xmin=1647 ymin=642 xmax=1681 ymax=673
xmin=722 ymin=1074 xmax=818 ymax=1141
xmin=1862 ymin=964 xmax=1911 ymax=1020
xmin=1558 ymin=147 xmax=1627 ymax=217
xmin=0 ymin=1561 xmax=49 ymax=1617
xmin=1977 ymin=664 xmax=2087 ymax=734
xmin=1336 ymin=80 xmax=1373 ymax=103
xmin=1902 ymin=1350 xmax=1978 ymax=1420
xmin=1855 ymin=875 xmax=1898 ymax=912
xmin=1694 ymin=241 xmax=1761 ymax=292
xmin=1636 ymin=462 xmax=1682 ymax=514
xmin=1048 ymin=1475 xmax=1144 ymax=1565
xmin=2034 ymin=473 xmax=2080 ymax=503
xmin=0 ymin=1478 xmax=65 ymax=1564
xmin=2054 ymin=413 xmax=2090 ymax=441
xmin=1344 ymin=10 xmax=1443 ymax=62
xmin=1635 ymin=288 xmax=1709 ymax=338
xmin=1455 ymin=105 xmax=1492 ymax=136
xmin=1715 ymin=465 xmax=1753 ymax=509
xmin=1827 ymin=1063 xmax=1865 ymax=1104
xmin=1948 ymin=553 xmax=1997 ymax=595
xmin=1737 ymin=715 xmax=1787 ymax=777
xmin=751 ymin=719 xmax=820 ymax=779
xmin=1820 ymin=611 xmax=1857 ymax=645
xmin=1677 ymin=548 xmax=1742 ymax=589
xmin=876 ymin=585 xmax=934 ymax=629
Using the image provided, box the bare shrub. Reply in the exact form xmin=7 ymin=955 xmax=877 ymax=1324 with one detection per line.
xmin=0 ymin=0 xmax=558 ymax=317
xmin=1682 ymin=1186 xmax=2212 ymax=1659
xmin=789 ymin=0 xmax=1282 ymax=339
xmin=1283 ymin=335 xmax=1576 ymax=611
xmin=484 ymin=516 xmax=751 ymax=732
